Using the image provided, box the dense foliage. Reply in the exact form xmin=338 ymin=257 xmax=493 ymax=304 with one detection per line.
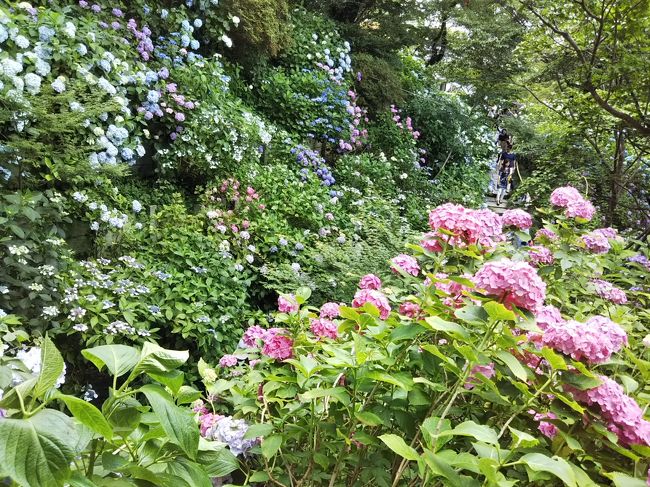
xmin=1 ymin=0 xmax=649 ymax=486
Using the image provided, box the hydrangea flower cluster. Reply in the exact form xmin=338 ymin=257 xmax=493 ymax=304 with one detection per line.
xmin=426 ymin=204 xmax=504 ymax=250
xmin=203 ymin=415 xmax=258 ymax=456
xmin=535 ymin=228 xmax=558 ymax=242
xmin=337 ymin=90 xmax=369 ymax=152
xmin=320 ymin=302 xmax=340 ymax=318
xmin=352 ymin=289 xmax=391 ymax=319
xmin=501 ymin=209 xmax=533 ymax=229
xmin=567 ymin=376 xmax=650 ymax=446
xmin=390 ymin=105 xmax=420 ymax=140
xmin=390 ymin=254 xmax=420 ymax=276
xmin=432 ymin=273 xmax=473 ymax=309
xmin=582 ymin=230 xmax=611 ymax=254
xmin=528 ymin=245 xmax=554 ymax=266
xmin=549 ymin=186 xmax=595 ymax=221
xmin=590 ymin=279 xmax=628 ymax=304
xmin=278 ymin=295 xmax=299 ymax=313
xmin=291 ymin=144 xmax=336 ymax=186
xmin=359 ymin=274 xmax=382 ymax=290
xmin=240 ymin=323 xmax=294 ymax=361
xmin=310 ymin=318 xmax=338 ymax=339
xmin=542 ymin=316 xmax=627 ymax=364
xmin=529 ymin=410 xmax=558 ymax=439
xmin=398 ymin=301 xmax=421 ymax=318
xmin=472 ymin=258 xmax=546 ymax=311
xmin=628 ymin=254 xmax=650 ymax=271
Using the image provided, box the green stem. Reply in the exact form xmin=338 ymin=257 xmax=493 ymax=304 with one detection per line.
xmin=497 ymin=374 xmax=554 ymax=441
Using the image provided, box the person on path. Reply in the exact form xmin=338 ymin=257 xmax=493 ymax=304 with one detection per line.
xmin=497 ymin=128 xmax=511 ymax=152
xmin=496 ymin=146 xmax=516 ymax=205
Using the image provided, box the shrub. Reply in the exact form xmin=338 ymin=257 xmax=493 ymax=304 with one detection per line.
xmin=195 ymin=188 xmax=650 ymax=485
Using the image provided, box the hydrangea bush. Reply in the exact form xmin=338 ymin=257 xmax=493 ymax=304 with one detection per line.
xmin=194 ymin=188 xmax=650 ymax=486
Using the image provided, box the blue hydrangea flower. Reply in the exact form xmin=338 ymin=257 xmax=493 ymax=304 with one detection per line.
xmin=193 ymin=19 xmax=203 ymax=28
xmin=38 ymin=26 xmax=56 ymax=42
xmin=190 ymin=39 xmax=199 ymax=50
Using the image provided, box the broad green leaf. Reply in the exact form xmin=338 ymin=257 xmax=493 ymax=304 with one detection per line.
xmin=508 ymin=427 xmax=539 ymax=448
xmin=338 ymin=306 xmax=360 ymax=322
xmin=365 ymin=371 xmax=414 ymax=390
xmin=424 ymin=316 xmax=469 ymax=338
xmin=455 ymin=305 xmax=488 ymax=323
xmin=300 ymin=387 xmax=350 ymax=405
xmin=355 ymin=410 xmax=384 ymax=427
xmin=379 ymin=434 xmax=419 ymax=461
xmin=541 ymin=347 xmax=568 ymax=370
xmin=135 ymin=342 xmax=189 ymax=374
xmin=422 ymin=450 xmax=474 ymax=485
xmin=562 ymin=373 xmax=602 ymax=391
xmin=295 ymin=286 xmax=311 ymax=302
xmin=605 ymin=472 xmax=647 ymax=487
xmin=496 ymin=350 xmax=529 ymax=381
xmin=249 ymin=471 xmax=271 ymax=482
xmin=34 ymin=336 xmax=65 ymax=397
xmin=60 ymin=394 xmax=113 ymax=439
xmin=147 ymin=370 xmax=184 ymax=394
xmin=105 ymin=397 xmax=142 ymax=434
xmin=167 ymin=458 xmax=211 ymax=487
xmin=439 ymin=421 xmax=498 ymax=445
xmin=0 ymin=409 xmax=82 ymax=487
xmin=484 ymin=302 xmax=517 ymax=321
xmin=201 ymin=447 xmax=239 ymax=477
xmin=391 ymin=323 xmax=426 ymax=341
xmin=520 ymin=453 xmax=576 ymax=487
xmin=261 ymin=435 xmax=283 ymax=459
xmin=82 ymin=345 xmax=140 ymax=378
xmin=68 ymin=472 xmax=100 ymax=486
xmin=177 ymin=386 xmax=202 ymax=405
xmin=141 ymin=384 xmax=199 ymax=460
xmin=243 ymin=423 xmax=274 ymax=440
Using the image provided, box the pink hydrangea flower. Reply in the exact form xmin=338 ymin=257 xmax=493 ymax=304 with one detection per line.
xmin=591 ymin=279 xmax=627 ymax=304
xmin=433 ymin=273 xmax=473 ymax=308
xmin=535 ymin=228 xmax=558 ymax=242
xmin=550 ymin=186 xmax=583 ymax=207
xmin=542 ymin=316 xmax=627 ymax=364
xmin=472 ymin=258 xmax=546 ymax=311
xmin=565 ymin=199 xmax=595 ymax=220
xmin=278 ymin=294 xmax=299 ymax=313
xmin=427 ymin=204 xmax=503 ymax=249
xmin=398 ymin=302 xmax=421 ymax=318
xmin=199 ymin=412 xmax=222 ymax=437
xmin=535 ymin=305 xmax=564 ymax=331
xmin=530 ymin=410 xmax=558 ymax=438
xmin=219 ymin=354 xmax=239 ymax=367
xmin=320 ymin=302 xmax=340 ymax=319
xmin=594 ymin=227 xmax=618 ymax=239
xmin=310 ymin=318 xmax=338 ymax=339
xmin=568 ymin=375 xmax=650 ymax=446
xmin=352 ymin=289 xmax=391 ymax=319
xmin=502 ymin=209 xmax=533 ymax=229
xmin=464 ymin=363 xmax=495 ymax=389
xmin=549 ymin=186 xmax=595 ymax=221
xmin=528 ymin=245 xmax=554 ymax=266
xmin=390 ymin=254 xmax=420 ymax=276
xmin=359 ymin=274 xmax=382 ymax=290
xmin=241 ymin=325 xmax=268 ymax=348
xmin=262 ymin=332 xmax=293 ymax=361
xmin=420 ymin=232 xmax=443 ymax=253
xmin=582 ymin=231 xmax=611 ymax=254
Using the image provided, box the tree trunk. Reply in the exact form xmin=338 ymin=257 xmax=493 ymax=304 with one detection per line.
xmin=608 ymin=129 xmax=625 ymax=226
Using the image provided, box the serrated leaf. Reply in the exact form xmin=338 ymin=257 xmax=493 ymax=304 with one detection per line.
xmin=484 ymin=302 xmax=517 ymax=321
xmin=424 ymin=316 xmax=469 ymax=338
xmin=82 ymin=345 xmax=140 ymax=378
xmin=141 ymin=384 xmax=198 ymax=460
xmin=60 ymin=394 xmax=113 ymax=439
xmin=243 ymin=423 xmax=274 ymax=440
xmin=261 ymin=435 xmax=282 ymax=459
xmin=0 ymin=409 xmax=82 ymax=487
xmin=34 ymin=336 xmax=64 ymax=397
xmin=355 ymin=411 xmax=384 ymax=426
